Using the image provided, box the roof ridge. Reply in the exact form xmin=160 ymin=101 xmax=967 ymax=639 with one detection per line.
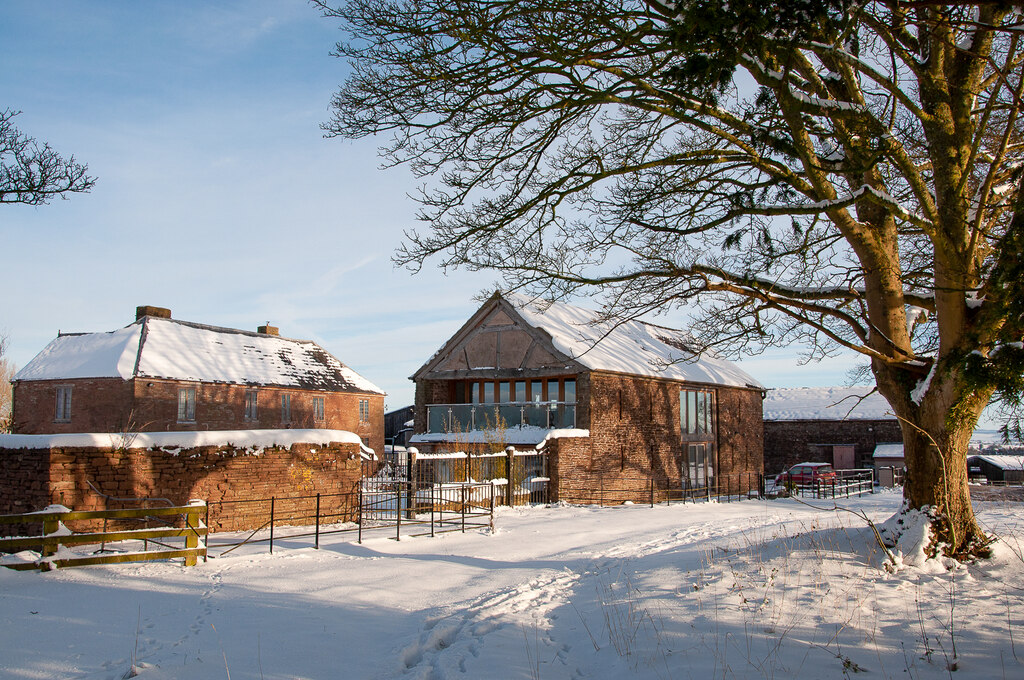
xmin=142 ymin=315 xmax=315 ymax=345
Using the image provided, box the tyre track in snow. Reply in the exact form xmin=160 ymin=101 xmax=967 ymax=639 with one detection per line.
xmin=388 ymin=510 xmax=785 ymax=679
xmin=391 ymin=568 xmax=580 ymax=680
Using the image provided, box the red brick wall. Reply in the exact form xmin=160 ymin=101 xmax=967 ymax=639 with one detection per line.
xmin=716 ymin=386 xmax=765 ymax=494
xmin=13 ymin=378 xmax=385 ymax=455
xmin=131 ymin=380 xmax=385 ymax=454
xmin=548 ymin=373 xmax=764 ymax=503
xmin=12 ymin=378 xmax=134 ymax=434
xmin=0 ymin=440 xmax=362 ymax=534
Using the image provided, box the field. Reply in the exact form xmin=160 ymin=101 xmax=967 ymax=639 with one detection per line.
xmin=1 ymin=490 xmax=1023 ymax=679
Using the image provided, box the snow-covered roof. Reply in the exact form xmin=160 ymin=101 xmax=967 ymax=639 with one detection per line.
xmin=969 ymin=455 xmax=1024 ymax=471
xmin=411 ymin=424 xmax=555 ymax=446
xmin=14 ymin=316 xmax=384 ymax=394
xmin=502 ymin=293 xmax=762 ymax=389
xmin=873 ymin=443 xmax=905 ymax=459
xmin=763 ymin=387 xmax=895 ymax=421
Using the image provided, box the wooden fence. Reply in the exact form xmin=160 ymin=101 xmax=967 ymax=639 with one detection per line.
xmin=0 ymin=503 xmax=207 ymax=571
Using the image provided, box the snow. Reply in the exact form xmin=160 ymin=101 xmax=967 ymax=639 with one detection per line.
xmin=506 ymin=293 xmax=763 ymax=389
xmin=2 ymin=492 xmax=1024 ymax=679
xmin=411 ymin=427 xmax=592 ymax=448
xmin=14 ymin=316 xmax=384 ymax=395
xmin=971 ymin=455 xmax=1024 ymax=471
xmin=763 ymin=386 xmax=895 ymax=420
xmin=0 ymin=429 xmax=363 ymax=451
xmin=873 ymin=443 xmax=905 ymax=459
xmin=912 ymin=361 xmax=937 ymax=404
xmin=13 ymin=325 xmax=143 ymax=380
xmin=411 ymin=425 xmax=557 ymax=446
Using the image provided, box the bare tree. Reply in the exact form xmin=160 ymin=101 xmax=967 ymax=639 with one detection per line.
xmin=1 ymin=109 xmax=95 ymax=205
xmin=0 ymin=334 xmax=14 ymax=433
xmin=318 ymin=0 xmax=1024 ymax=557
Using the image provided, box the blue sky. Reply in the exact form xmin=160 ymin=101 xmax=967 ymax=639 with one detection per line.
xmin=0 ymin=1 xmax=860 ymax=410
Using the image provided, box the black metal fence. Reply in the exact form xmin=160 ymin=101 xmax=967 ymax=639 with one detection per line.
xmin=201 ymin=465 xmax=882 ymax=558
xmin=204 ymin=481 xmax=496 ymax=557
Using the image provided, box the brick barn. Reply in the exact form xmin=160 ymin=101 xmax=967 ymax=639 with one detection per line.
xmin=11 ymin=306 xmax=385 ymax=454
xmin=410 ymin=293 xmax=765 ymax=502
xmin=762 ymin=387 xmax=902 ymax=474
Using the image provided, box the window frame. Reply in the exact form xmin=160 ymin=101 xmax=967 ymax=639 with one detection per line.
xmin=177 ymin=386 xmax=197 ymax=423
xmin=54 ymin=385 xmax=73 ymax=422
xmin=680 ymin=388 xmax=715 ymax=437
xmin=313 ymin=396 xmax=325 ymax=422
xmin=244 ymin=389 xmax=259 ymax=421
xmin=281 ymin=393 xmax=291 ymax=423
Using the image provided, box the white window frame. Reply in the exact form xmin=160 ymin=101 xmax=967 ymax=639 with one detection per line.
xmin=54 ymin=385 xmax=73 ymax=422
xmin=359 ymin=398 xmax=370 ymax=422
xmin=313 ymin=396 xmax=325 ymax=422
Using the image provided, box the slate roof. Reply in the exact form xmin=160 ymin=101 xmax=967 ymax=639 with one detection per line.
xmin=14 ymin=315 xmax=384 ymax=394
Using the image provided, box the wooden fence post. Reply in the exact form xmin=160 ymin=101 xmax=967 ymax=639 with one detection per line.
xmin=184 ymin=500 xmax=205 ymax=567
xmin=41 ymin=513 xmax=59 ymax=558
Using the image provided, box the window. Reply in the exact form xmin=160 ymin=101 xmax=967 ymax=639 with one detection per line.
xmin=680 ymin=389 xmax=715 ymax=436
xmin=454 ymin=378 xmax=577 ymax=405
xmin=54 ymin=385 xmax=72 ymax=422
xmin=531 ymin=380 xmax=544 ymax=402
xmin=244 ymin=389 xmax=258 ymax=420
xmin=313 ymin=397 xmax=325 ymax=421
xmin=281 ymin=394 xmax=291 ymax=423
xmin=683 ymin=443 xmax=715 ymax=491
xmin=563 ymin=379 xmax=576 ymax=403
xmin=177 ymin=387 xmax=196 ymax=422
xmin=359 ymin=398 xmax=370 ymax=422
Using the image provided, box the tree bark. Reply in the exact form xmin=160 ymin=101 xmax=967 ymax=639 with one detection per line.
xmin=876 ymin=362 xmax=989 ymax=557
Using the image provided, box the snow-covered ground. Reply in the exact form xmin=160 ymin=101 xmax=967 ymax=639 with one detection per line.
xmin=2 ymin=491 xmax=1023 ymax=680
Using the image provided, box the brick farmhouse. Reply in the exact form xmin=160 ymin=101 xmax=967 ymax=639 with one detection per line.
xmin=762 ymin=386 xmax=902 ymax=475
xmin=11 ymin=306 xmax=385 ymax=453
xmin=410 ymin=293 xmax=765 ymax=503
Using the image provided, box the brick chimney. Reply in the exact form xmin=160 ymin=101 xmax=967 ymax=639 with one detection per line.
xmin=257 ymin=323 xmax=279 ymax=336
xmin=136 ymin=305 xmax=171 ymax=321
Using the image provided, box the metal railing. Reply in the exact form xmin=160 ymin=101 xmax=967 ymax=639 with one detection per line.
xmin=203 ymin=482 xmax=496 ymax=556
xmin=426 ymin=402 xmax=576 ymax=433
xmin=765 ymin=468 xmax=876 ymax=499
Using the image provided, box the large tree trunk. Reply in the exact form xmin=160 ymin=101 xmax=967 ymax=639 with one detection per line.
xmin=900 ymin=407 xmax=984 ymax=557
xmin=876 ymin=363 xmax=989 ymax=558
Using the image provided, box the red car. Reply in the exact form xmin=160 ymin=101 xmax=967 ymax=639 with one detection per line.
xmin=776 ymin=462 xmax=837 ymax=487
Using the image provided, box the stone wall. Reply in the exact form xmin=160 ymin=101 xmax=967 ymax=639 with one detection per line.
xmin=763 ymin=419 xmax=903 ymax=474
xmin=0 ymin=439 xmax=362 ymax=534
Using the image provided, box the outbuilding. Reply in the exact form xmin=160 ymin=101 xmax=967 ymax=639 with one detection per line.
xmin=11 ymin=306 xmax=385 ymax=453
